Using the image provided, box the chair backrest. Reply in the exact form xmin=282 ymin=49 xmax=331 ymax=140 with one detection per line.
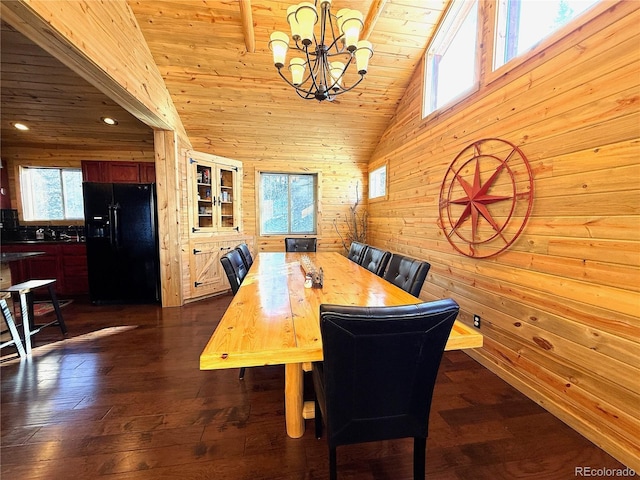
xmin=235 ymin=243 xmax=253 ymax=269
xmin=347 ymin=241 xmax=368 ymax=264
xmin=382 ymin=254 xmax=431 ymax=297
xmin=284 ymin=237 xmax=317 ymax=252
xmin=318 ymin=299 xmax=459 ymax=448
xmin=359 ymin=246 xmax=391 ymax=276
xmin=220 ymin=249 xmax=248 ymax=295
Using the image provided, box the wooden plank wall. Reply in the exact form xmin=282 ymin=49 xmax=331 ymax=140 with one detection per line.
xmin=235 ymin=159 xmax=367 ymax=253
xmin=367 ymin=1 xmax=640 ymax=469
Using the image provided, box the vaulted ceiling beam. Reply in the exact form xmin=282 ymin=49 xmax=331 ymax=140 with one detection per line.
xmin=239 ymin=0 xmax=255 ymax=53
xmin=362 ymin=0 xmax=388 ymax=40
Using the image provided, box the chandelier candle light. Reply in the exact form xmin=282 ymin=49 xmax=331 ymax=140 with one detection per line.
xmin=269 ymin=0 xmax=373 ymax=101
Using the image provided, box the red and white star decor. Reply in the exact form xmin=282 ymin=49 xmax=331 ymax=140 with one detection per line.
xmin=438 ymin=138 xmax=534 ymax=258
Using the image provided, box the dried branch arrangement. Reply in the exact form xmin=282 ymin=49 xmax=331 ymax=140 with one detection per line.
xmin=333 ymin=182 xmax=367 ymax=253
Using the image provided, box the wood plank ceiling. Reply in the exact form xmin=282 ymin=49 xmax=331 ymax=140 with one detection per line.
xmin=1 ymin=0 xmax=447 ymax=165
xmin=0 ymin=21 xmax=154 ymax=151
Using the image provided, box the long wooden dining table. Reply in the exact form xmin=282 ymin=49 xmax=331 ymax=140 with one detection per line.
xmin=200 ymin=251 xmax=483 ymax=438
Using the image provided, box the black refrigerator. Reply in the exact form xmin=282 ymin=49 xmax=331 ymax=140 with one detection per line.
xmin=83 ymin=182 xmax=160 ymax=304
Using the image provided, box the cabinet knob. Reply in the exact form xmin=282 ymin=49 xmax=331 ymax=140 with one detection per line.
xmin=192 ymin=227 xmax=200 ymax=233
xmin=193 ymin=249 xmax=201 ymax=254
xmin=194 ymin=281 xmax=203 ymax=287
xmin=220 ymin=246 xmax=231 ymax=251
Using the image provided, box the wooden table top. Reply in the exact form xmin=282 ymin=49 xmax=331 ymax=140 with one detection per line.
xmin=200 ymin=252 xmax=483 ymax=370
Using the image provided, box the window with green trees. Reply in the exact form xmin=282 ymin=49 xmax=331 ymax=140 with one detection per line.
xmin=259 ymin=173 xmax=317 ymax=235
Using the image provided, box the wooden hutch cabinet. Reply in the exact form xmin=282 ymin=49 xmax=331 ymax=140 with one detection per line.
xmin=185 ymin=150 xmax=248 ymax=299
xmin=187 ymin=151 xmax=242 ymax=234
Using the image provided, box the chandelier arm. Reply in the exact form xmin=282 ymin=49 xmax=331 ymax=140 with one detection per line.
xmin=305 ymin=45 xmax=323 ymax=93
xmin=295 ymin=88 xmax=315 ymax=100
xmin=276 ymin=66 xmax=322 ymax=99
xmin=325 ymin=37 xmax=345 ymax=53
xmin=276 ymin=67 xmax=313 ymax=94
xmin=290 ymin=42 xmax=314 ymax=56
xmin=330 ymin=73 xmax=366 ymax=96
xmin=324 ymin=6 xmax=344 ymax=54
xmin=319 ymin=2 xmax=329 ymax=45
xmin=325 ymin=50 xmax=352 ymax=61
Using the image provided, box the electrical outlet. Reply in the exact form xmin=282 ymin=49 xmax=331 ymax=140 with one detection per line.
xmin=473 ymin=314 xmax=481 ymax=329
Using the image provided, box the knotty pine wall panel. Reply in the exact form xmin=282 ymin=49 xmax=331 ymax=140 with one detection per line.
xmin=243 ymin=159 xmax=368 ymax=254
xmin=367 ymin=1 xmax=639 ymax=469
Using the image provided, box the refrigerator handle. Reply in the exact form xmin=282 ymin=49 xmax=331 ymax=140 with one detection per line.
xmin=108 ymin=204 xmax=116 ymax=249
xmin=112 ymin=203 xmax=121 ymax=250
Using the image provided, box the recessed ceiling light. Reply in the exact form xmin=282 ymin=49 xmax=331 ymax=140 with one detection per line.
xmin=14 ymin=123 xmax=29 ymax=131
xmin=101 ymin=117 xmax=118 ymax=126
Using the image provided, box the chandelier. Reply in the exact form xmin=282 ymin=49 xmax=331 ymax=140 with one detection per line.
xmin=269 ymin=1 xmax=373 ymax=101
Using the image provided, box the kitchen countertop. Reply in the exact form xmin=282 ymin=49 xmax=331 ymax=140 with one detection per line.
xmin=1 ymin=251 xmax=47 ymax=262
xmin=2 ymin=239 xmax=86 ymax=245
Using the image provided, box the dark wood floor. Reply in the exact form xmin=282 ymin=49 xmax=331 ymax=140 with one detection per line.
xmin=1 ymin=294 xmax=628 ymax=479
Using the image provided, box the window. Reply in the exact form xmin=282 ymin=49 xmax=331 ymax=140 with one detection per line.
xmin=20 ymin=167 xmax=84 ymax=221
xmin=423 ymin=0 xmax=479 ymax=117
xmin=493 ymin=0 xmax=600 ymax=70
xmin=259 ymin=172 xmax=317 ymax=235
xmin=369 ymin=165 xmax=387 ymax=200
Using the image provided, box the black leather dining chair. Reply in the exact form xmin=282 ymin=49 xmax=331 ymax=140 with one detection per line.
xmin=359 ymin=245 xmax=390 ymax=276
xmin=220 ymin=249 xmax=249 ymax=379
xmin=312 ymin=299 xmax=460 ymax=480
xmin=284 ymin=237 xmax=317 ymax=252
xmin=235 ymin=243 xmax=253 ymax=270
xmin=220 ymin=249 xmax=247 ymax=295
xmin=347 ymin=241 xmax=368 ymax=264
xmin=382 ymin=254 xmax=431 ymax=297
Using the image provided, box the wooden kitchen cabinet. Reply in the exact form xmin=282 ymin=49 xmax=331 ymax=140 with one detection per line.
xmin=108 ymin=162 xmax=141 ymax=183
xmin=140 ymin=162 xmax=156 ymax=183
xmin=2 ymin=243 xmax=88 ymax=296
xmin=186 ymin=150 xmax=242 ymax=235
xmin=61 ymin=243 xmax=89 ymax=295
xmin=81 ymin=161 xmax=109 ymax=182
xmin=81 ymin=161 xmax=155 ymax=184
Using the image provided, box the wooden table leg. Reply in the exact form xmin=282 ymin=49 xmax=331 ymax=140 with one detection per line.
xmin=284 ymin=362 xmax=304 ymax=438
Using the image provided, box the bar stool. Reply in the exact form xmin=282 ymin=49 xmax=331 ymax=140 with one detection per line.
xmin=0 ymin=279 xmax=67 ymax=355
xmin=0 ymin=297 xmax=27 ymax=359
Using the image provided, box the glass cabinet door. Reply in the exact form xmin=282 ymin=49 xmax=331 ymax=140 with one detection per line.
xmin=196 ymin=164 xmax=214 ymax=229
xmin=189 ymin=151 xmax=242 ymax=234
xmin=218 ymin=166 xmax=235 ymax=229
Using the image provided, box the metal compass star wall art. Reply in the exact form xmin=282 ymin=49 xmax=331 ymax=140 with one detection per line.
xmin=438 ymin=138 xmax=534 ymax=258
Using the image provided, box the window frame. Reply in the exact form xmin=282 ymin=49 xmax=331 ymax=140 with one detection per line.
xmin=368 ymin=162 xmax=388 ymax=203
xmin=422 ymin=0 xmax=481 ymax=119
xmin=255 ymin=169 xmax=322 ymax=237
xmin=19 ymin=165 xmax=84 ymax=222
xmin=486 ymin=0 xmax=606 ymax=84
